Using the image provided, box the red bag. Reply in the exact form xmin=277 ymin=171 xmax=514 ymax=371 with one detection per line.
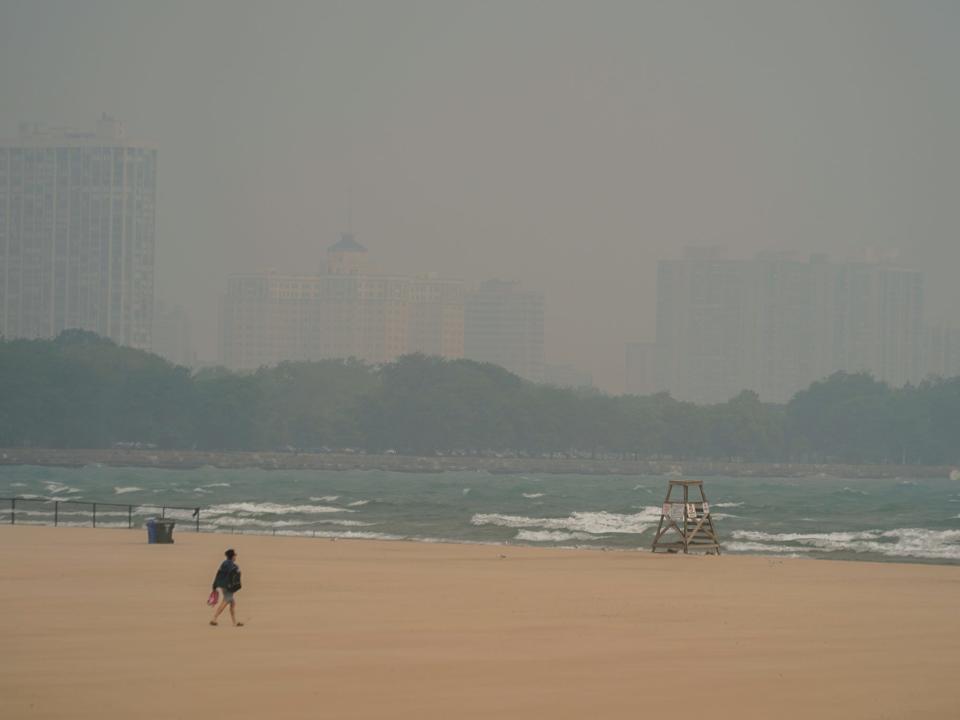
xmin=207 ymin=589 xmax=219 ymax=606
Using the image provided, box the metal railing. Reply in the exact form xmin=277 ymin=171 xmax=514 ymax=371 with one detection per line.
xmin=3 ymin=497 xmax=202 ymax=532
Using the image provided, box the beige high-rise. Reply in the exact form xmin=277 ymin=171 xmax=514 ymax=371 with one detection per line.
xmin=220 ymin=234 xmax=464 ymax=369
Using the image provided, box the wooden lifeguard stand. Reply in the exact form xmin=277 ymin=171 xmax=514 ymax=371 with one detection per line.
xmin=651 ymin=479 xmax=721 ymax=555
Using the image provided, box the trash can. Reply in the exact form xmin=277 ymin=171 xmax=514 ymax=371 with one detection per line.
xmin=145 ymin=518 xmax=158 ymax=544
xmin=154 ymin=519 xmax=176 ymax=544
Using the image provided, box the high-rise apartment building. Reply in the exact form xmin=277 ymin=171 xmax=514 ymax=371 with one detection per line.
xmin=464 ymin=279 xmax=545 ymax=382
xmin=0 ymin=115 xmax=157 ymax=349
xmin=654 ymin=248 xmax=756 ymax=402
xmin=220 ymin=235 xmax=464 ymax=369
xmin=638 ymin=249 xmax=925 ymax=403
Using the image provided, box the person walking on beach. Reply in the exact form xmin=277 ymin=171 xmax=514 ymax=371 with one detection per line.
xmin=210 ymin=548 xmax=243 ymax=627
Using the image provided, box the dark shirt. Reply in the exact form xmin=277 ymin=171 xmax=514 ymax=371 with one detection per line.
xmin=212 ymin=559 xmax=241 ymax=591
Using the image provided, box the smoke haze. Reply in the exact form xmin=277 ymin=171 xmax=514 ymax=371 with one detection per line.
xmin=1 ymin=0 xmax=957 ymax=391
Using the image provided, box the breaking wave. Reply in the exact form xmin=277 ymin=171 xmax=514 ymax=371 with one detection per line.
xmin=516 ymin=530 xmax=599 ymax=543
xmin=209 ymin=516 xmax=373 ymax=529
xmin=725 ymin=542 xmax=811 ymax=556
xmin=730 ymin=528 xmax=960 ymax=561
xmin=205 ymin=502 xmax=349 ymax=516
xmin=265 ymin=530 xmax=402 ymax=541
xmin=471 ymin=508 xmax=661 ymax=535
xmin=44 ymin=482 xmax=81 ymax=495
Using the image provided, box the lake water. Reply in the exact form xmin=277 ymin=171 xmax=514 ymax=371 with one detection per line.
xmin=2 ymin=465 xmax=959 ymax=564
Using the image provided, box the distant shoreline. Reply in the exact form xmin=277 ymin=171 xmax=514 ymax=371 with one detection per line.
xmin=0 ymin=447 xmax=953 ymax=479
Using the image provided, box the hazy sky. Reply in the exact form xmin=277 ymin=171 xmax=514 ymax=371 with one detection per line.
xmin=1 ymin=1 xmax=957 ymax=391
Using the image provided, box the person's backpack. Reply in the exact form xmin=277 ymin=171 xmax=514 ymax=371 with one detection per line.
xmin=227 ymin=566 xmax=242 ymax=593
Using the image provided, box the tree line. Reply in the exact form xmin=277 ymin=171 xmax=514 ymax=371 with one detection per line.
xmin=1 ymin=331 xmax=958 ymax=465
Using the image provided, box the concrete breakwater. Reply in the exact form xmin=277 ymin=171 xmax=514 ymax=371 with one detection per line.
xmin=0 ymin=448 xmax=953 ymax=479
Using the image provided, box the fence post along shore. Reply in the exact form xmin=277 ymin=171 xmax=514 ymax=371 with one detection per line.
xmin=2 ymin=497 xmax=202 ymax=532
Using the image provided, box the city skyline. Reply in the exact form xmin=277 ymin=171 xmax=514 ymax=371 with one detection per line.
xmin=3 ymin=2 xmax=958 ymax=391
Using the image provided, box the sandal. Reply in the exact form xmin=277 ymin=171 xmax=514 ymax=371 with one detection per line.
xmin=209 ymin=620 xmax=218 ymax=626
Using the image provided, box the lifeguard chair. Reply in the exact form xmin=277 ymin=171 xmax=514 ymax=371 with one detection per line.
xmin=651 ymin=479 xmax=721 ymax=555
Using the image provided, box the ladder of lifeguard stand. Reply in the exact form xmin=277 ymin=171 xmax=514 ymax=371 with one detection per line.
xmin=650 ymin=479 xmax=721 ymax=555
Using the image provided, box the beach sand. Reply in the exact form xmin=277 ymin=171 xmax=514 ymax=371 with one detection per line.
xmin=1 ymin=526 xmax=958 ymax=719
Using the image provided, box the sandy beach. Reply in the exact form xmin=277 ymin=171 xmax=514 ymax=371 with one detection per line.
xmin=2 ymin=526 xmax=958 ymax=719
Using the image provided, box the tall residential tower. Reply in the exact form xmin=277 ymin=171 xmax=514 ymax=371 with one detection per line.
xmin=636 ymin=249 xmax=924 ymax=403
xmin=0 ymin=116 xmax=157 ymax=349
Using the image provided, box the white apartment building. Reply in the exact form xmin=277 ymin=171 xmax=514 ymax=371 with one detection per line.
xmin=0 ymin=115 xmax=157 ymax=349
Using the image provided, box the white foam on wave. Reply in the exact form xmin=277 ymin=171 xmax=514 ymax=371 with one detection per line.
xmin=347 ymin=500 xmax=369 ymax=507
xmin=210 ymin=516 xmax=373 ymax=529
xmin=726 ymin=542 xmax=812 ymax=556
xmin=522 ymin=493 xmax=544 ymax=499
xmin=44 ymin=482 xmax=79 ymax=494
xmin=714 ymin=502 xmax=744 ymax=508
xmin=11 ymin=482 xmax=26 ymax=487
xmin=516 ymin=530 xmax=598 ymax=543
xmin=731 ymin=528 xmax=960 ymax=560
xmin=114 ymin=486 xmax=143 ymax=495
xmin=462 ymin=488 xmax=471 ymax=495
xmin=205 ymin=501 xmax=349 ymax=516
xmin=310 ymin=496 xmax=339 ymax=502
xmin=203 ymin=482 xmax=231 ymax=488
xmin=472 ymin=507 xmax=661 ymax=535
xmin=275 ymin=529 xmax=403 ymax=541
xmin=210 ymin=517 xmax=318 ymax=529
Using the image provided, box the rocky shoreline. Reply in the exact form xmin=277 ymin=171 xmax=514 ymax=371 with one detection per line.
xmin=0 ymin=447 xmax=954 ymax=479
